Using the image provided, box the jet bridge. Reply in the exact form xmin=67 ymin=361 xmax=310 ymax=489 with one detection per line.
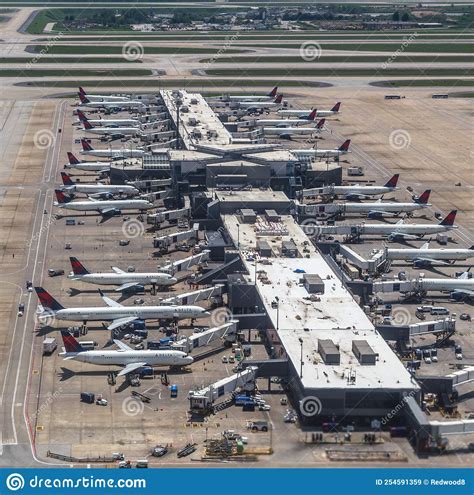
xmin=409 ymin=317 xmax=456 ymax=337
xmin=159 ymin=250 xmax=210 ymax=274
xmin=172 ymin=320 xmax=238 ymax=354
xmin=339 ymin=244 xmax=385 ymax=274
xmin=126 ymin=178 xmax=172 ymax=192
xmin=153 ymin=224 xmax=199 ymax=250
xmin=161 ymin=284 xmax=224 ymax=306
xmin=188 ymin=366 xmax=257 ymax=412
xmin=146 ymin=207 xmax=190 ymax=225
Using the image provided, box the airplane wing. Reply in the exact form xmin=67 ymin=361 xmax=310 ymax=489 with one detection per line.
xmin=413 ymin=257 xmax=451 ymax=266
xmin=107 ymin=316 xmax=139 ymax=331
xmin=368 ymin=210 xmax=398 ymax=218
xmin=386 ymin=231 xmax=420 ymax=240
xmin=117 ymin=362 xmax=147 ymax=377
xmin=452 ymin=289 xmax=474 ymax=298
xmin=98 ymin=289 xmax=123 ymax=308
xmin=114 ymin=282 xmax=139 ymax=292
xmin=113 ymin=339 xmax=132 ymax=351
xmin=87 ymin=196 xmax=100 ymax=202
xmin=98 ymin=207 xmax=119 ymax=215
xmin=111 ymin=266 xmax=126 ymax=275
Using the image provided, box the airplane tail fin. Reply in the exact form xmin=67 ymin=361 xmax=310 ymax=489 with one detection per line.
xmin=67 ymin=152 xmax=80 ymax=165
xmin=78 ymin=93 xmax=90 ymax=104
xmin=82 ymin=119 xmax=93 ymax=130
xmin=54 ymin=189 xmax=71 ymax=204
xmin=338 ymin=139 xmax=351 ymax=152
xmin=81 ymin=139 xmax=93 ymax=152
xmin=316 ymin=118 xmax=326 ymax=129
xmin=35 ymin=287 xmax=64 ymax=311
xmin=77 ymin=109 xmax=88 ymax=122
xmin=60 ymin=172 xmax=74 ymax=186
xmin=268 ymin=86 xmax=278 ymax=97
xmin=274 ymin=94 xmax=283 ymax=104
xmin=61 ymin=330 xmax=85 ymax=353
xmin=384 ymin=174 xmax=400 ymax=189
xmin=308 ymin=109 xmax=317 ymax=120
xmin=78 ymin=86 xmax=86 ymax=96
xmin=439 ymin=209 xmax=457 ymax=226
xmin=416 ymin=189 xmax=431 ymax=205
xmin=70 ymin=257 xmax=90 ymax=275
xmin=331 ymin=102 xmax=341 ymax=113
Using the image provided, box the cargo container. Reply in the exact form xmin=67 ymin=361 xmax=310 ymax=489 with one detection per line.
xmin=80 ymin=392 xmax=95 ymax=404
xmin=42 ymin=337 xmax=57 ymax=356
xmin=147 ymin=341 xmax=160 ymax=350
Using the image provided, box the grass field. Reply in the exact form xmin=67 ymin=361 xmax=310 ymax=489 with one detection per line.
xmin=240 ymin=42 xmax=474 ymax=53
xmin=0 ymin=57 xmax=140 ymax=64
xmin=0 ymin=68 xmax=153 ymax=77
xmin=201 ymin=55 xmax=474 ymax=64
xmin=29 ymin=45 xmax=248 ymax=55
xmin=372 ymin=79 xmax=474 ymax=87
xmin=205 ymin=68 xmax=474 ymax=78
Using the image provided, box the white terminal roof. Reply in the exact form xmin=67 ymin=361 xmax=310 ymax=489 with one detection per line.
xmin=160 ymin=89 xmax=233 ymax=150
xmin=222 ymin=213 xmax=417 ymax=392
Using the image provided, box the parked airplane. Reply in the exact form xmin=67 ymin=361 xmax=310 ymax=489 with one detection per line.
xmin=81 ymin=119 xmax=142 ymax=137
xmin=54 ymin=190 xmax=153 ymax=215
xmin=35 ymin=287 xmax=211 ymax=331
xmin=291 ymin=139 xmax=351 ymax=160
xmin=60 ymin=172 xmax=138 ymax=198
xmin=385 ymin=242 xmax=474 ymax=267
xmin=278 ymin=102 xmax=341 ymax=118
xmin=309 ymin=210 xmax=458 ymax=241
xmin=79 ymin=93 xmax=145 ymax=110
xmin=78 ymin=86 xmax=130 ymax=103
xmin=80 ymin=139 xmax=145 ymax=159
xmin=75 ymin=109 xmax=139 ymax=128
xmin=315 ymin=190 xmax=431 ymax=218
xmin=263 ymin=119 xmax=326 ymax=139
xmin=301 ymin=174 xmax=400 ymax=200
xmin=240 ymin=109 xmax=318 ymax=128
xmin=64 ymin=152 xmax=111 ymax=173
xmin=211 ymin=86 xmax=278 ymax=102
xmin=68 ymin=257 xmax=177 ymax=292
xmin=60 ymin=330 xmax=193 ymax=376
xmin=237 ymin=95 xmax=284 ymax=111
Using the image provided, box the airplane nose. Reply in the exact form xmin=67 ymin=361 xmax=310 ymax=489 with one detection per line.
xmin=170 ymin=277 xmax=178 ymax=284
xmin=185 ymin=356 xmax=194 ymax=365
xmin=203 ymin=311 xmax=212 ymax=317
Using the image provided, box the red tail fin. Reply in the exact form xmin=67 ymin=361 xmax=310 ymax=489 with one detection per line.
xmin=54 ymin=189 xmax=69 ymax=204
xmin=331 ymin=102 xmax=341 ymax=113
xmin=61 ymin=172 xmax=74 ymax=186
xmin=316 ymin=118 xmax=325 ymax=129
xmin=78 ymin=86 xmax=86 ymax=95
xmin=274 ymin=95 xmax=283 ymax=104
xmin=79 ymin=93 xmax=90 ymax=104
xmin=82 ymin=119 xmax=93 ymax=130
xmin=81 ymin=139 xmax=93 ymax=152
xmin=35 ymin=287 xmax=64 ymax=311
xmin=384 ymin=174 xmax=399 ymax=189
xmin=77 ymin=109 xmax=87 ymax=122
xmin=67 ymin=152 xmax=80 ymax=165
xmin=70 ymin=257 xmax=89 ymax=275
xmin=338 ymin=139 xmax=351 ymax=152
xmin=268 ymin=86 xmax=278 ymax=98
xmin=308 ymin=109 xmax=317 ymax=120
xmin=440 ymin=210 xmax=457 ymax=226
xmin=61 ymin=330 xmax=85 ymax=353
xmin=417 ymin=189 xmax=431 ymax=205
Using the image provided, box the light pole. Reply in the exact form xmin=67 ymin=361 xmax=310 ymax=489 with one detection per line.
xmin=299 ymin=337 xmax=304 ymax=379
xmin=274 ymin=296 xmax=279 ymax=331
xmin=237 ymin=223 xmax=240 ymax=251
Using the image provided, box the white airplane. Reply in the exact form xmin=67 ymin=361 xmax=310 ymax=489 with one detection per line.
xmin=210 ymin=86 xmax=278 ymax=102
xmin=301 ymin=174 xmax=400 ymax=200
xmin=80 ymin=139 xmax=145 ymax=159
xmin=309 ymin=210 xmax=458 ymax=241
xmin=75 ymin=110 xmax=139 ymax=128
xmin=68 ymin=257 xmax=177 ymax=292
xmin=239 ymin=109 xmax=318 ymax=128
xmin=35 ymin=287 xmax=211 ymax=331
xmin=60 ymin=172 xmax=138 ymax=197
xmin=385 ymin=242 xmax=474 ymax=267
xmin=236 ymin=95 xmax=284 ymax=111
xmin=79 ymin=93 xmax=145 ymax=110
xmin=54 ymin=190 xmax=153 ymax=215
xmin=291 ymin=139 xmax=351 ymax=160
xmin=81 ymin=119 xmax=142 ymax=137
xmin=263 ymin=119 xmax=326 ymax=140
xmin=316 ymin=190 xmax=431 ymax=218
xmin=64 ymin=152 xmax=111 ymax=173
xmin=78 ymin=86 xmax=130 ymax=103
xmin=60 ymin=330 xmax=193 ymax=376
xmin=278 ymin=102 xmax=341 ymax=118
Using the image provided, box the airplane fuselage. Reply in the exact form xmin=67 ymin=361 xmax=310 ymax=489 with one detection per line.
xmin=63 ymin=184 xmax=138 ymax=196
xmin=70 ymin=273 xmax=177 ymax=286
xmin=55 ymin=199 xmax=152 ymax=212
